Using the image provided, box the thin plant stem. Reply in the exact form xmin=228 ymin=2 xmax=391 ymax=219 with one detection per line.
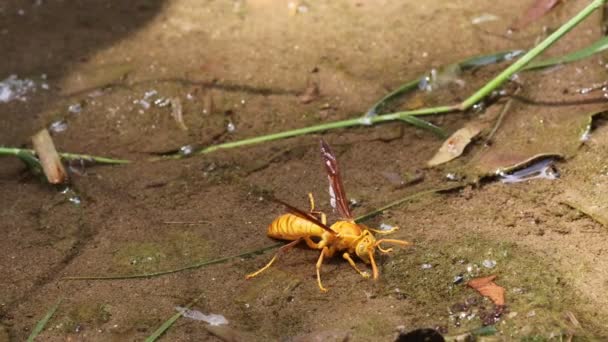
xmin=460 ymin=0 xmax=605 ymax=110
xmin=485 ymin=88 xmax=520 ymax=145
xmin=354 ymin=183 xmax=464 ymax=222
xmin=62 ymin=243 xmax=283 ymax=280
xmin=62 ymin=184 xmax=460 ymax=281
xmin=180 ymin=0 xmax=605 ymax=157
xmin=193 ymin=105 xmax=458 ymax=155
xmin=0 ymin=147 xmax=130 ymax=164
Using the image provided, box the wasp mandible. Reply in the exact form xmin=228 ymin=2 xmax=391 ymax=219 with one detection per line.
xmin=246 ymin=139 xmax=411 ymax=292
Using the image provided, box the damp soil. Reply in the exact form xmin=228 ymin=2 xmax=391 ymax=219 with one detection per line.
xmin=1 ymin=1 xmax=608 ymax=341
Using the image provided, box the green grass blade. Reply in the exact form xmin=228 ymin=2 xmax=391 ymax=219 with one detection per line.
xmin=62 ymin=243 xmax=284 ymax=280
xmin=398 ymin=116 xmax=448 ymax=139
xmin=27 ymin=299 xmax=62 ymax=342
xmin=525 ymin=35 xmax=608 ymax=70
xmin=461 ymin=0 xmax=606 ymax=110
xmin=145 ymin=312 xmax=182 ymax=342
xmin=15 ymin=149 xmax=43 ymax=176
xmin=365 ymin=79 xmax=420 ymax=117
xmin=145 ymin=293 xmax=206 ymax=342
xmin=365 ymin=50 xmax=525 ymax=117
xmin=0 ymin=147 xmax=130 ymax=165
xmin=458 ymin=50 xmax=525 ymax=69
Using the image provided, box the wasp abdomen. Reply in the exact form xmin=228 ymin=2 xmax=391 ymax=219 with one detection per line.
xmin=267 ymin=214 xmax=326 ymax=240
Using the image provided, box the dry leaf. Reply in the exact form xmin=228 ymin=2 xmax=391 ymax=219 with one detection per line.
xmin=511 ymin=0 xmax=560 ymax=31
xmin=427 ymin=122 xmax=486 ymax=167
xmin=31 ymin=128 xmax=68 ymax=184
xmin=467 ymin=275 xmax=505 ymax=306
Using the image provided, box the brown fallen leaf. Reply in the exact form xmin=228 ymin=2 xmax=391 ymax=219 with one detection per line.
xmin=427 ymin=122 xmax=487 ymax=167
xmin=31 ymin=128 xmax=68 ymax=184
xmin=467 ymin=275 xmax=505 ymax=306
xmin=511 ymin=0 xmax=561 ymax=31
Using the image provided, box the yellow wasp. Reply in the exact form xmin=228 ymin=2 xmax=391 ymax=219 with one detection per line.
xmin=246 ymin=140 xmax=411 ymax=292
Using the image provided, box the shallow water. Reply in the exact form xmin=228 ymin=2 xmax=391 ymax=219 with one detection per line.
xmin=1 ymin=1 xmax=608 ymax=341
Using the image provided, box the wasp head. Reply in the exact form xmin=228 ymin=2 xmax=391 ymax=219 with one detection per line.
xmin=354 ymin=231 xmax=377 ymax=264
xmin=355 ymin=230 xmax=412 ymax=280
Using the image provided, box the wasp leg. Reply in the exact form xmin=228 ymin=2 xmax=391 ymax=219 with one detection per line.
xmin=316 ymin=246 xmax=331 ymax=292
xmin=342 ymin=252 xmax=370 ymax=279
xmin=316 ymin=245 xmax=337 ymax=292
xmin=368 ymin=250 xmax=379 ymax=280
xmin=303 ymin=237 xmax=321 ymax=249
xmin=307 ymin=192 xmax=327 ymax=225
xmin=369 ymin=226 xmax=400 ymax=235
xmin=246 ymin=238 xmax=302 ymax=279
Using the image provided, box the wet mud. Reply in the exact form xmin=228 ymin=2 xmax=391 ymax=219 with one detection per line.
xmin=1 ymin=0 xmax=608 ymax=341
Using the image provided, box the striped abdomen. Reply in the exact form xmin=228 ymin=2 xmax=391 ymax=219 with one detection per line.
xmin=267 ymin=214 xmax=327 ymax=240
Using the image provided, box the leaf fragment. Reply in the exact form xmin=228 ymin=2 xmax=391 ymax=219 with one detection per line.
xmin=511 ymin=0 xmax=561 ymax=31
xmin=427 ymin=122 xmax=486 ymax=167
xmin=467 ymin=275 xmax=505 ymax=306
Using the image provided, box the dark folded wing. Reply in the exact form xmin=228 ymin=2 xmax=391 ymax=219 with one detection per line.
xmin=273 ymin=198 xmax=336 ymax=234
xmin=320 ymin=139 xmax=354 ymax=220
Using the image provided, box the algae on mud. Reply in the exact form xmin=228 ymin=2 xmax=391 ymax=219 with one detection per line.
xmin=382 ymin=237 xmax=605 ymax=339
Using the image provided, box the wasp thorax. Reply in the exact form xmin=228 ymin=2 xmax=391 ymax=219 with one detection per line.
xmin=355 ymin=231 xmax=377 ymax=263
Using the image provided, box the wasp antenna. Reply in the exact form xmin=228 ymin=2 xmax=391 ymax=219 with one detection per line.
xmin=376 ymin=239 xmax=411 ymax=254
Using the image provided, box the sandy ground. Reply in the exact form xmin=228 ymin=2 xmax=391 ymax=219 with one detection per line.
xmin=1 ymin=1 xmax=607 ymax=341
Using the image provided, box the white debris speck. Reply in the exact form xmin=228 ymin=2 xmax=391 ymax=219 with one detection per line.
xmin=0 ymin=74 xmax=37 ymax=103
xmin=144 ymin=90 xmax=158 ymax=99
xmin=176 ymin=307 xmax=228 ymax=326
xmin=580 ymin=124 xmax=592 ymax=142
xmin=421 ymin=263 xmax=433 ymax=270
xmin=471 ymin=13 xmax=499 ymax=25
xmin=69 ymin=196 xmax=81 ymax=205
xmin=68 ymin=103 xmax=82 ymax=114
xmin=135 ymin=99 xmax=150 ymax=109
xmin=227 ymin=121 xmax=236 ymax=132
xmin=379 ymin=223 xmax=393 ymax=231
xmin=49 ymin=120 xmax=68 ymax=133
xmin=179 ymin=145 xmax=194 ymax=156
xmin=482 ymin=259 xmax=497 ymax=269
xmin=154 ymin=97 xmax=171 ymax=107
xmin=359 ymin=116 xmax=373 ymax=126
xmin=445 ymin=173 xmax=460 ymax=181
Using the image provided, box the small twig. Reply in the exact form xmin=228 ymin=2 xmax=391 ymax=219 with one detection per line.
xmin=485 ymin=88 xmax=520 ymax=145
